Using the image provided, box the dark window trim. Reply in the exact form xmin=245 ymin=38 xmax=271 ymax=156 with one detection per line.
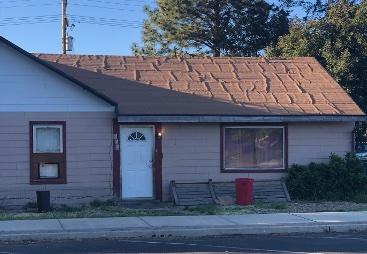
xmin=220 ymin=123 xmax=288 ymax=173
xmin=30 ymin=121 xmax=67 ymax=184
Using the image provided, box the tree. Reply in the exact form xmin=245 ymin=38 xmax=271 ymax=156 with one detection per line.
xmin=285 ymin=0 xmax=342 ymax=19
xmin=267 ymin=0 xmax=367 ymax=111
xmin=132 ymin=0 xmax=290 ymax=57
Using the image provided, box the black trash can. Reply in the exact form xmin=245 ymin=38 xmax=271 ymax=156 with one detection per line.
xmin=36 ymin=191 xmax=51 ymax=213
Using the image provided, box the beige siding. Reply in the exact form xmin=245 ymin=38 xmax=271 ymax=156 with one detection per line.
xmin=161 ymin=122 xmax=354 ymax=201
xmin=288 ymin=122 xmax=354 ymax=165
xmin=0 ymin=112 xmax=114 ymax=207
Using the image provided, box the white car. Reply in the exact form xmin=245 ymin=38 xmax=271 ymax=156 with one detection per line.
xmin=356 ymin=152 xmax=367 ymax=161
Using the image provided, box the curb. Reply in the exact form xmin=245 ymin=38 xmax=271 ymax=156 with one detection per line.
xmin=1 ymin=222 xmax=367 ymax=241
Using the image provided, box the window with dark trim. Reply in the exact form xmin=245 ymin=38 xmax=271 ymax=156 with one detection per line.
xmin=222 ymin=126 xmax=285 ymax=171
xmin=30 ymin=121 xmax=66 ymax=184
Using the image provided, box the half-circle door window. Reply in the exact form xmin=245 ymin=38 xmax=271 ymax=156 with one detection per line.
xmin=128 ymin=131 xmax=146 ymax=141
xmin=30 ymin=122 xmax=66 ymax=184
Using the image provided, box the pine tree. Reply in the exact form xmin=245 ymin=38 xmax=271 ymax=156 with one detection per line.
xmin=132 ymin=0 xmax=290 ymax=57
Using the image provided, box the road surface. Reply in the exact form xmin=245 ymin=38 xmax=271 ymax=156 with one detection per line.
xmin=0 ymin=232 xmax=366 ymax=253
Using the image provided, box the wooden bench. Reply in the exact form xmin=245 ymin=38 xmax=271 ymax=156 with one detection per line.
xmin=170 ymin=179 xmax=291 ymax=206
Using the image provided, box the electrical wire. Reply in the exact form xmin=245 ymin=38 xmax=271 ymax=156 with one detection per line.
xmin=0 ymin=15 xmax=60 ymax=26
xmin=0 ymin=0 xmax=152 ymax=27
xmin=0 ymin=3 xmax=56 ymax=8
xmin=0 ymin=15 xmax=142 ymax=28
xmin=0 ymin=0 xmax=34 ymax=3
xmin=69 ymin=15 xmax=141 ymax=25
xmin=69 ymin=15 xmax=142 ymax=28
xmin=80 ymin=0 xmax=146 ymax=7
xmin=0 ymin=0 xmax=150 ymax=9
xmin=82 ymin=0 xmax=153 ymax=6
xmin=69 ymin=3 xmax=145 ymax=13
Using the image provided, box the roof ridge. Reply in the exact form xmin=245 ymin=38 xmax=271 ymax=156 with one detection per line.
xmin=33 ymin=53 xmax=317 ymax=62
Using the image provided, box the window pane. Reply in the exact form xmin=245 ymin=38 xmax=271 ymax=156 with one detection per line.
xmin=35 ymin=127 xmax=61 ymax=153
xmin=39 ymin=163 xmax=59 ymax=179
xmin=224 ymin=127 xmax=283 ymax=169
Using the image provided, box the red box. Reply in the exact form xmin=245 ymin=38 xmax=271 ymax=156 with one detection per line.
xmin=235 ymin=178 xmax=254 ymax=205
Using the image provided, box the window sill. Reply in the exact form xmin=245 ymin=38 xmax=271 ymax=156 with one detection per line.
xmin=220 ymin=168 xmax=287 ymax=173
xmin=30 ymin=178 xmax=67 ymax=185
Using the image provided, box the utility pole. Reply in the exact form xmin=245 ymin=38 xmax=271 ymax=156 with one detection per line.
xmin=61 ymin=0 xmax=67 ymax=54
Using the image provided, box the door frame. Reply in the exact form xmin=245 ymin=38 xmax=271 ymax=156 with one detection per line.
xmin=113 ymin=120 xmax=163 ymax=201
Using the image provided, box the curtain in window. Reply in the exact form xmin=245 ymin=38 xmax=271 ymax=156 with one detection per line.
xmin=224 ymin=128 xmax=283 ymax=169
xmin=36 ymin=127 xmax=61 ymax=153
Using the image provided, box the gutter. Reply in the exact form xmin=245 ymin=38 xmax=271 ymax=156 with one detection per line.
xmin=118 ymin=115 xmax=367 ymax=123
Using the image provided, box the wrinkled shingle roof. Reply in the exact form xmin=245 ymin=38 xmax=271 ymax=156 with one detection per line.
xmin=35 ymin=54 xmax=364 ymax=116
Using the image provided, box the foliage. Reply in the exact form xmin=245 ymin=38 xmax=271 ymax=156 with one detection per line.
xmin=283 ymin=0 xmax=347 ymax=19
xmin=23 ymin=202 xmax=38 ymax=210
xmin=267 ymin=0 xmax=367 ymax=111
xmin=89 ymin=199 xmax=114 ymax=208
xmin=269 ymin=202 xmax=288 ymax=210
xmin=132 ymin=0 xmax=290 ymax=56
xmin=286 ymin=153 xmax=367 ymax=201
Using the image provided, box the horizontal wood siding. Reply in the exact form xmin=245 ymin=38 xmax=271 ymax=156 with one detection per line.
xmin=288 ymin=122 xmax=354 ymax=165
xmin=0 ymin=112 xmax=114 ymax=207
xmin=161 ymin=122 xmax=354 ymax=201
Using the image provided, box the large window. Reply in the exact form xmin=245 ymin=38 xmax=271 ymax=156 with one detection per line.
xmin=222 ymin=126 xmax=285 ymax=171
xmin=30 ymin=122 xmax=66 ymax=184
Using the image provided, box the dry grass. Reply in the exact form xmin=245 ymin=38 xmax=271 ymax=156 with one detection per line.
xmin=0 ymin=200 xmax=367 ymax=221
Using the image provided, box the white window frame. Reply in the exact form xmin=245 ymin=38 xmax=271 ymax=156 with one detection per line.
xmin=223 ymin=126 xmax=285 ymax=170
xmin=32 ymin=125 xmax=63 ymax=153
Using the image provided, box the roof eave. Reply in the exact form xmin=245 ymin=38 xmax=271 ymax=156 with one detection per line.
xmin=118 ymin=114 xmax=367 ymax=123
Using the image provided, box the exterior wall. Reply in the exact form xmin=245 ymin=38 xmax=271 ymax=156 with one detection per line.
xmin=0 ymin=42 xmax=114 ymax=112
xmin=161 ymin=122 xmax=354 ymax=201
xmin=288 ymin=122 xmax=354 ymax=165
xmin=0 ymin=112 xmax=114 ymax=208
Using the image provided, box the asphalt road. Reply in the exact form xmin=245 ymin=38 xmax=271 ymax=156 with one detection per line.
xmin=0 ymin=232 xmax=367 ymax=253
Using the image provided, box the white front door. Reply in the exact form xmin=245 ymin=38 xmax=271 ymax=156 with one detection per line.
xmin=120 ymin=126 xmax=154 ymax=199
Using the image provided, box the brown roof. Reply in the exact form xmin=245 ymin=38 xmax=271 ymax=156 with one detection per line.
xmin=35 ymin=54 xmax=364 ymax=116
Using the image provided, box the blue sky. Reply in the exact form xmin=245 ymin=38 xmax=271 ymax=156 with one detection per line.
xmin=0 ymin=0 xmax=303 ymax=55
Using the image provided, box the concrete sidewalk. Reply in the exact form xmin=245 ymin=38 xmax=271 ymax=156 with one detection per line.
xmin=1 ymin=211 xmax=367 ymax=241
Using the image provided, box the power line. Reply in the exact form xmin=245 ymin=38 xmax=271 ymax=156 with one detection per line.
xmin=0 ymin=0 xmax=151 ymax=9
xmin=81 ymin=0 xmax=148 ymax=7
xmin=0 ymin=17 xmax=60 ymax=26
xmin=0 ymin=0 xmax=34 ymax=3
xmin=69 ymin=15 xmax=141 ymax=25
xmin=0 ymin=0 xmax=150 ymax=27
xmin=0 ymin=15 xmax=60 ymax=21
xmin=0 ymin=2 xmax=146 ymax=12
xmin=70 ymin=3 xmax=145 ymax=12
xmin=0 ymin=15 xmax=142 ymax=28
xmin=0 ymin=15 xmax=60 ymax=24
xmin=0 ymin=20 xmax=59 ymax=26
xmin=0 ymin=3 xmax=55 ymax=8
xmin=69 ymin=15 xmax=142 ymax=28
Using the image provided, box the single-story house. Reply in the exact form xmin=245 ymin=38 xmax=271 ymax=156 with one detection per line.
xmin=0 ymin=36 xmax=365 ymax=207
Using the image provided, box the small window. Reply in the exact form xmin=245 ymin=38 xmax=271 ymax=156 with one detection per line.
xmin=30 ymin=122 xmax=66 ymax=184
xmin=223 ymin=126 xmax=285 ymax=171
xmin=33 ymin=125 xmax=63 ymax=153
xmin=39 ymin=163 xmax=59 ymax=179
xmin=128 ymin=131 xmax=146 ymax=141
